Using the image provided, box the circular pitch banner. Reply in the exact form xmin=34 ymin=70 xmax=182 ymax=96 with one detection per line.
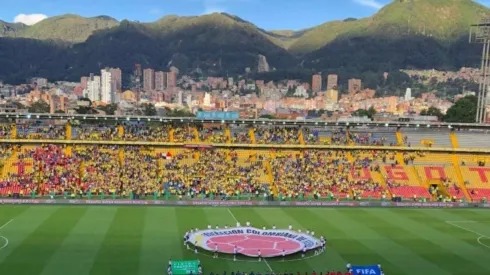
xmin=188 ymin=227 xmax=320 ymax=257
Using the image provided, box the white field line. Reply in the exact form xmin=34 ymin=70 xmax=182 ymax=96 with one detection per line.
xmin=0 ymin=236 xmax=8 ymax=250
xmin=445 ymin=221 xmax=490 ymax=249
xmin=227 ymin=208 xmax=273 ymax=272
xmin=0 ymin=219 xmax=13 ymax=231
xmin=0 ymin=219 xmax=12 ymax=250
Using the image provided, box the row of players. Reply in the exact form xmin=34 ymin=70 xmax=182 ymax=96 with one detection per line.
xmin=203 ymin=222 xmax=317 ymax=235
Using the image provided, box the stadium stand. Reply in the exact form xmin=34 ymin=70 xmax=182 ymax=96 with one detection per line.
xmin=0 ymin=117 xmax=489 ymax=203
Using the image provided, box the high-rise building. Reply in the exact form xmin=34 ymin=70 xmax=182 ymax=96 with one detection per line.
xmin=80 ymin=76 xmax=89 ymax=89
xmin=325 ymin=89 xmax=339 ymax=104
xmin=167 ymin=71 xmax=177 ymax=88
xmin=177 ymin=90 xmax=183 ymax=105
xmin=101 ymin=69 xmax=113 ymax=103
xmin=312 ymin=74 xmax=322 ymax=92
xmin=327 ymin=74 xmax=338 ymax=90
xmin=86 ymin=75 xmax=101 ymax=102
xmin=405 ymin=88 xmax=413 ymax=101
xmin=348 ymin=78 xmax=362 ymax=93
xmin=143 ymin=68 xmax=155 ymax=91
xmin=134 ymin=64 xmax=142 ymax=90
xmin=110 ymin=68 xmax=122 ymax=91
xmin=155 ymin=71 xmax=166 ymax=91
xmin=203 ymin=92 xmax=211 ymax=106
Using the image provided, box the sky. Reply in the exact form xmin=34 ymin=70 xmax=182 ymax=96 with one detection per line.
xmin=2 ymin=0 xmax=490 ymax=30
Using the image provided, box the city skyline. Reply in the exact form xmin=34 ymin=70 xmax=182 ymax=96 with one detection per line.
xmin=4 ymin=0 xmax=490 ymax=31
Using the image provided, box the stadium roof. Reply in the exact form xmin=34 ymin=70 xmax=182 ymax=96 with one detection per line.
xmin=2 ymin=112 xmax=490 ymax=129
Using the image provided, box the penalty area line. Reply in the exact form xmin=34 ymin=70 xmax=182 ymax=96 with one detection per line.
xmin=227 ymin=208 xmax=273 ymax=273
xmin=445 ymin=221 xmax=490 ymax=249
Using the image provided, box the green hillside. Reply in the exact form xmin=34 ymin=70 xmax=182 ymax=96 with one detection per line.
xmin=286 ymin=0 xmax=489 ymax=54
xmin=0 ymin=20 xmax=26 ymax=37
xmin=17 ymin=14 xmax=119 ymax=43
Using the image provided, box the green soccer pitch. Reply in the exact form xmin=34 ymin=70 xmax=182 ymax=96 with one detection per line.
xmin=1 ymin=206 xmax=490 ymax=275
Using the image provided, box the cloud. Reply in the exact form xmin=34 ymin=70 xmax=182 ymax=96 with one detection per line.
xmin=14 ymin=14 xmax=48 ymax=25
xmin=353 ymin=0 xmax=384 ymax=9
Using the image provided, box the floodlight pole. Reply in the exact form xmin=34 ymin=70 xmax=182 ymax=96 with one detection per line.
xmin=470 ymin=18 xmax=490 ymax=123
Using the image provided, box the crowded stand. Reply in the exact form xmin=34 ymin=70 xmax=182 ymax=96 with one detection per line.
xmin=0 ymin=119 xmax=488 ymax=203
xmin=17 ymin=124 xmax=65 ymax=140
xmin=197 ymin=126 xmax=229 ymax=143
xmin=255 ymin=126 xmax=300 ymax=144
xmin=161 ymin=149 xmax=268 ymax=199
xmin=0 ymin=124 xmax=12 ymax=139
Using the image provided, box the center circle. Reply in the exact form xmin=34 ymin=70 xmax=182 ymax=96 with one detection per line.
xmin=0 ymin=236 xmax=9 ymax=250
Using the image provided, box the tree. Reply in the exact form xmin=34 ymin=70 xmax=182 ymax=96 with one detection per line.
xmin=28 ymin=100 xmax=50 ymax=113
xmin=142 ymin=103 xmax=157 ymax=116
xmin=443 ymin=95 xmax=477 ymax=123
xmin=97 ymin=104 xmax=118 ymax=115
xmin=353 ymin=106 xmax=376 ymax=119
xmin=420 ymin=106 xmax=443 ymax=121
xmin=75 ymin=97 xmax=96 ymax=114
xmin=259 ymin=114 xmax=276 ymax=119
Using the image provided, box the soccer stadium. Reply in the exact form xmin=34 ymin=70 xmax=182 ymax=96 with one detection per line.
xmin=1 ymin=113 xmax=490 ymax=275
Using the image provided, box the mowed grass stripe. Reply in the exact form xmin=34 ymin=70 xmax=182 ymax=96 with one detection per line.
xmin=327 ymin=209 xmax=442 ymax=275
xmin=390 ymin=210 xmax=490 ymax=274
xmin=342 ymin=209 xmax=451 ymax=275
xmin=423 ymin=209 xmax=490 ymax=246
xmin=39 ymin=207 xmax=118 ymax=275
xmin=139 ymin=207 xmax=181 ymax=275
xmin=367 ymin=209 xmax=488 ymax=275
xmin=0 ymin=206 xmax=87 ymax=275
xmin=0 ymin=205 xmax=30 ymax=226
xmin=89 ymin=207 xmax=146 ymax=275
xmin=271 ymin=208 xmax=347 ymax=273
xmin=309 ymin=208 xmax=406 ymax=275
xmin=0 ymin=206 xmax=61 ymax=265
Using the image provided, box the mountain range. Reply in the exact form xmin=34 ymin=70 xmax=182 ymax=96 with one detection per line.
xmin=0 ymin=0 xmax=488 ymax=85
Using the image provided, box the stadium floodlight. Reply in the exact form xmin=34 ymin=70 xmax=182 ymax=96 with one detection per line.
xmin=283 ymin=121 xmax=286 ymax=125
xmin=95 ymin=117 xmax=98 ymax=120
xmin=126 ymin=117 xmax=130 ymax=121
xmin=160 ymin=118 xmax=163 ymax=122
xmin=315 ymin=122 xmax=319 ymax=125
xmin=385 ymin=123 xmax=389 ymax=127
xmin=48 ymin=116 xmax=51 ymax=119
xmin=26 ymin=114 xmax=31 ymax=119
xmin=427 ymin=124 xmax=430 ymax=128
xmin=221 ymin=120 xmax=225 ymax=124
xmin=37 ymin=115 xmax=40 ymax=119
xmin=416 ymin=124 xmax=420 ymax=127
xmin=470 ymin=16 xmax=490 ymax=123
xmin=16 ymin=115 xmax=19 ymax=118
xmin=346 ymin=122 xmax=350 ymax=126
xmin=83 ymin=116 xmax=86 ymax=120
xmin=448 ymin=125 xmax=452 ymax=129
xmin=148 ymin=118 xmax=151 ymax=122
